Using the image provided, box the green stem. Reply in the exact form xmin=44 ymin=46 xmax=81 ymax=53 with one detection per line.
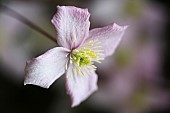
xmin=0 ymin=4 xmax=57 ymax=43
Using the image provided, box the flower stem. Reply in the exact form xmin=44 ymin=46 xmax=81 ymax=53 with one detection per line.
xmin=0 ymin=4 xmax=57 ymax=44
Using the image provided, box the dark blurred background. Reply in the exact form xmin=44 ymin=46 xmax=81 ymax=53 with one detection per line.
xmin=0 ymin=0 xmax=169 ymax=113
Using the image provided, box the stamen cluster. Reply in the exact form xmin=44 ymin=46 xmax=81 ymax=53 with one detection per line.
xmin=69 ymin=39 xmax=104 ymax=69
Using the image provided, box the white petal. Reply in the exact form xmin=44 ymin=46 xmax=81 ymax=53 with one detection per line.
xmin=24 ymin=47 xmax=70 ymax=88
xmin=65 ymin=64 xmax=98 ymax=107
xmin=86 ymin=23 xmax=128 ymax=58
xmin=51 ymin=6 xmax=90 ymax=50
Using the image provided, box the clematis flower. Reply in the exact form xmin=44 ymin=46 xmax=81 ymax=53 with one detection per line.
xmin=24 ymin=6 xmax=127 ymax=107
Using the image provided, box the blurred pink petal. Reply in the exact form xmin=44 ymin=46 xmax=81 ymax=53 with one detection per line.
xmin=86 ymin=23 xmax=128 ymax=58
xmin=24 ymin=47 xmax=70 ymax=88
xmin=51 ymin=6 xmax=90 ymax=50
xmin=66 ymin=63 xmax=98 ymax=107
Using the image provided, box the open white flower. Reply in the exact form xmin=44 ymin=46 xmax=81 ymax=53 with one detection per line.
xmin=24 ymin=6 xmax=128 ymax=107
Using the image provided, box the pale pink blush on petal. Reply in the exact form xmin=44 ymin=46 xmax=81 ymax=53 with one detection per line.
xmin=51 ymin=6 xmax=90 ymax=50
xmin=65 ymin=63 xmax=98 ymax=107
xmin=85 ymin=23 xmax=128 ymax=58
xmin=24 ymin=47 xmax=70 ymax=88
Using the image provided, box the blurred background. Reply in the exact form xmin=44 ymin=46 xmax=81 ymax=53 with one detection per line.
xmin=0 ymin=0 xmax=169 ymax=113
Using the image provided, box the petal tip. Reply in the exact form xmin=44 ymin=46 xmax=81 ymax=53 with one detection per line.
xmin=24 ymin=80 xmax=50 ymax=89
xmin=56 ymin=5 xmax=60 ymax=8
xmin=71 ymin=103 xmax=79 ymax=108
xmin=51 ymin=19 xmax=54 ymax=24
xmin=68 ymin=81 xmax=98 ymax=108
xmin=70 ymin=86 xmax=98 ymax=108
xmin=23 ymin=81 xmax=27 ymax=86
xmin=124 ymin=25 xmax=129 ymax=29
xmin=56 ymin=5 xmax=63 ymax=9
xmin=112 ymin=23 xmax=129 ymax=31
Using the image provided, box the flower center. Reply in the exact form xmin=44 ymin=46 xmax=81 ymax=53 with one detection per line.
xmin=72 ymin=53 xmax=91 ymax=66
xmin=65 ymin=39 xmax=104 ymax=74
xmin=71 ymin=48 xmax=99 ymax=67
xmin=66 ymin=40 xmax=104 ymax=78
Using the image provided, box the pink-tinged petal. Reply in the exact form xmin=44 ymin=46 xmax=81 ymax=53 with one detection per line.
xmin=24 ymin=47 xmax=70 ymax=88
xmin=86 ymin=23 xmax=128 ymax=58
xmin=65 ymin=64 xmax=98 ymax=107
xmin=51 ymin=6 xmax=90 ymax=50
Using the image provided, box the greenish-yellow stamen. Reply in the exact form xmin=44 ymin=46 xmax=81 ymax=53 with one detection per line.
xmin=66 ymin=39 xmax=104 ymax=78
xmin=71 ymin=51 xmax=91 ymax=66
xmin=70 ymin=46 xmax=103 ymax=67
xmin=71 ymin=49 xmax=95 ymax=66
